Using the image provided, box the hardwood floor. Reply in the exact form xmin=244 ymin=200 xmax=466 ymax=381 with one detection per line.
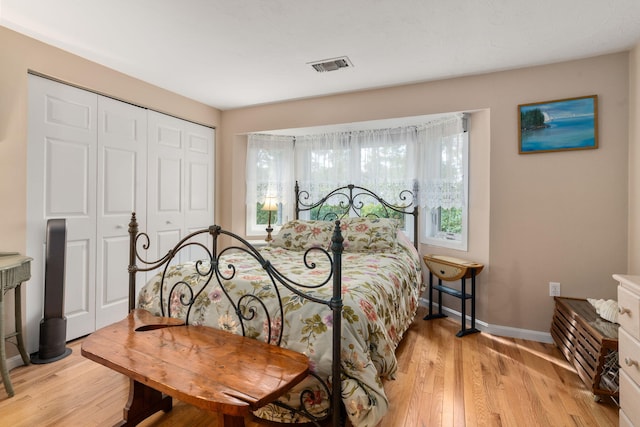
xmin=0 ymin=307 xmax=618 ymax=426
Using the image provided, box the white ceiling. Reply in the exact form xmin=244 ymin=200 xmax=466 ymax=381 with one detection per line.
xmin=2 ymin=0 xmax=640 ymax=111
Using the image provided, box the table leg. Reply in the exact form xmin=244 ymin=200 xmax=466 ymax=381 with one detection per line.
xmin=1 ymin=288 xmax=15 ymax=397
xmin=471 ymin=272 xmax=477 ymax=330
xmin=428 ymin=272 xmax=433 ymax=317
xmin=456 ymin=269 xmax=480 ymax=337
xmin=115 ymin=379 xmax=172 ymax=427
xmin=458 ymin=278 xmax=467 ymax=336
xmin=14 ymin=284 xmax=30 ymax=365
xmin=424 ymin=273 xmax=447 ymax=321
xmin=223 ymin=414 xmax=246 ymax=427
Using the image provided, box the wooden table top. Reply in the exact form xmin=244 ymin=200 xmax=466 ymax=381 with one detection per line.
xmin=423 ymin=254 xmax=484 ymax=281
xmin=81 ymin=309 xmax=310 ymax=417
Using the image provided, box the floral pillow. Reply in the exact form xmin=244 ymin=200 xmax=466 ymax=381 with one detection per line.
xmin=270 ymin=220 xmax=335 ymax=251
xmin=339 ymin=217 xmax=399 ymax=252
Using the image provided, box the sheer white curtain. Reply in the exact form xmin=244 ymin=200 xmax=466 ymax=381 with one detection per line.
xmin=417 ymin=114 xmax=467 ymax=210
xmin=295 ymin=127 xmax=417 ymax=204
xmin=294 ymin=132 xmax=354 ymax=202
xmin=246 ymin=116 xmax=465 ymax=210
xmin=350 ymin=126 xmax=417 ymax=204
xmin=246 ymin=134 xmax=294 ymax=211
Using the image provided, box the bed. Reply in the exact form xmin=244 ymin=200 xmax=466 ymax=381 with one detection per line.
xmin=129 ymin=183 xmax=423 ymax=427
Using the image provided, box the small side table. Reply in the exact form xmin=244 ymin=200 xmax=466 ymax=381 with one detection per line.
xmin=1 ymin=253 xmax=32 ymax=397
xmin=423 ymin=254 xmax=484 ymax=337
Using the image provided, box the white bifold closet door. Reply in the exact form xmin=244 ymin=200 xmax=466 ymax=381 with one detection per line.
xmin=27 ymin=75 xmax=99 ymax=345
xmin=27 ymin=75 xmax=214 ymax=352
xmin=147 ymin=111 xmax=214 ymax=265
xmin=95 ymin=96 xmax=147 ymax=330
xmin=27 ymin=76 xmax=146 ymax=348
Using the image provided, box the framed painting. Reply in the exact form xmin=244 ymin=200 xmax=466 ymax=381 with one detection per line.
xmin=518 ymin=95 xmax=598 ymax=154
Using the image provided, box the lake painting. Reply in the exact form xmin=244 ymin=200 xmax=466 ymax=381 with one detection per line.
xmin=518 ymin=95 xmax=598 ymax=154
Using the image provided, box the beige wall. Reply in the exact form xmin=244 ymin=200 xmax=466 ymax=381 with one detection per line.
xmin=221 ymin=52 xmax=630 ymax=334
xmin=0 ymin=27 xmax=220 ymax=355
xmin=629 ymin=42 xmax=640 ymax=274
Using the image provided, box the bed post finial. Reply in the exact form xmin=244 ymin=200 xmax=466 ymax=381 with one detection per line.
xmin=330 ymin=220 xmax=344 ymax=427
xmin=412 ymin=180 xmax=420 ymax=249
xmin=128 ymin=212 xmax=139 ymax=312
xmin=294 ymin=181 xmax=300 ymax=220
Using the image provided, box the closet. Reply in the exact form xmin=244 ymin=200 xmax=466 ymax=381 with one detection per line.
xmin=26 ymin=75 xmax=214 ymax=351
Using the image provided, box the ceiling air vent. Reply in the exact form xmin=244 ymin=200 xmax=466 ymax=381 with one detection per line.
xmin=309 ymin=56 xmax=353 ymax=72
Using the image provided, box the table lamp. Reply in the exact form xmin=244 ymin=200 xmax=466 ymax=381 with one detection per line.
xmin=263 ymin=196 xmax=278 ymax=242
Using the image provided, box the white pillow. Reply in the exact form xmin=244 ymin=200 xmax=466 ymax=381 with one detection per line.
xmin=587 ymin=298 xmax=618 ymax=323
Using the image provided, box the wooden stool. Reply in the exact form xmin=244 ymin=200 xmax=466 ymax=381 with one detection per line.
xmin=0 ymin=253 xmax=32 ymax=397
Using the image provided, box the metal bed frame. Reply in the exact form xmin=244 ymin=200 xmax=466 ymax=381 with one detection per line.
xmin=126 ymin=182 xmax=418 ymax=426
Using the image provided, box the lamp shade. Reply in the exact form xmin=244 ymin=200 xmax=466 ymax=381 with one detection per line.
xmin=263 ymin=196 xmax=278 ymax=212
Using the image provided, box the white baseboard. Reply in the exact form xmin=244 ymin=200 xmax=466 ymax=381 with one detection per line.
xmin=6 ymin=353 xmax=28 ymax=371
xmin=419 ymin=298 xmax=554 ymax=344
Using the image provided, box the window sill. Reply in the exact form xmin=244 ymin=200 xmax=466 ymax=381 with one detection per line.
xmin=422 ymin=237 xmax=467 ymax=252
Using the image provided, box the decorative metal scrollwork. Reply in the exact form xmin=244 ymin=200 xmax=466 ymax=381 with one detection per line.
xmin=128 ymin=212 xmax=344 ymax=426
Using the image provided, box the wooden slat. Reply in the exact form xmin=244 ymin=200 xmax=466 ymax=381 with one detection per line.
xmin=551 ymin=297 xmax=619 ymax=400
xmin=556 ymin=297 xmax=619 ymax=339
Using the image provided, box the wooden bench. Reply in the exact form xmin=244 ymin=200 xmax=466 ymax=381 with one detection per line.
xmin=81 ymin=309 xmax=310 ymax=427
xmin=550 ymin=297 xmax=619 ymax=401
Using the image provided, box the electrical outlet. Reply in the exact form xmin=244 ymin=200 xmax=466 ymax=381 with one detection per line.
xmin=549 ymin=282 xmax=561 ymax=297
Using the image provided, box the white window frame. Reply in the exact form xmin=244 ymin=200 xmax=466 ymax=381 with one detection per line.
xmin=246 ymin=200 xmax=290 ymax=237
xmin=245 ymin=134 xmax=294 ymax=237
xmin=421 ymin=131 xmax=469 ymax=251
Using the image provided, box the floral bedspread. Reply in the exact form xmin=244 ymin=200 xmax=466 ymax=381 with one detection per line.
xmin=137 ymin=233 xmax=422 ymax=427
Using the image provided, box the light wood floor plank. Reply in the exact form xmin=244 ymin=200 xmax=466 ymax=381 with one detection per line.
xmin=0 ymin=306 xmax=618 ymax=426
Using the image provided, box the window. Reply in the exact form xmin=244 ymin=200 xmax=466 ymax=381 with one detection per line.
xmin=246 ymin=114 xmax=469 ymax=250
xmin=421 ymin=130 xmax=469 ymax=250
xmin=245 ymin=134 xmax=294 ymax=236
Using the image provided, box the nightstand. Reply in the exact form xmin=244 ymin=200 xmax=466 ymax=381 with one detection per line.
xmin=423 ymin=254 xmax=484 ymax=337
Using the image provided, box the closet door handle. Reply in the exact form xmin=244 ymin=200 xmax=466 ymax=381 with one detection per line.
xmin=115 ymin=225 xmax=123 ymax=229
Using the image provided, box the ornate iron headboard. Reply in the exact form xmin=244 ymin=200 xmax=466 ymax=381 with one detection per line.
xmin=294 ymin=181 xmax=420 ymax=249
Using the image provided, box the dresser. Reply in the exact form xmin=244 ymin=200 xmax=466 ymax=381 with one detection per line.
xmin=613 ymin=274 xmax=640 ymax=427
